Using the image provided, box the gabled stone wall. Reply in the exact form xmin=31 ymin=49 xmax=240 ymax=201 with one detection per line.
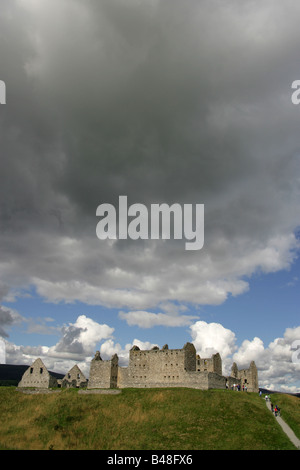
xmin=18 ymin=358 xmax=57 ymax=389
xmin=62 ymin=364 xmax=87 ymax=388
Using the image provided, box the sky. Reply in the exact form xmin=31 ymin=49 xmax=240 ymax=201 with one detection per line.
xmin=0 ymin=0 xmax=300 ymax=392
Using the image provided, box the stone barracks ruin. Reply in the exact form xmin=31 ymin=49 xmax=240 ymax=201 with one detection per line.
xmin=18 ymin=342 xmax=259 ymax=393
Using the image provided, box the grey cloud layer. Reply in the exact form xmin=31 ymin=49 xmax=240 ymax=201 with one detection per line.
xmin=0 ymin=0 xmax=299 ymax=309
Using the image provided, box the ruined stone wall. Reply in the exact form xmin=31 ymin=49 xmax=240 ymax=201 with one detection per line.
xmin=237 ymin=361 xmax=259 ymax=392
xmin=110 ymin=354 xmax=119 ymax=388
xmin=207 ymin=372 xmax=226 ymax=389
xmin=226 ymin=376 xmax=241 ymax=389
xmin=87 ymin=343 xmax=259 ymax=392
xmin=62 ymin=365 xmax=87 ymax=388
xmin=183 ymin=342 xmax=196 ymax=371
xmin=118 ymin=343 xmax=196 ymax=388
xmin=197 ymin=356 xmax=212 ymax=372
xmin=88 ymin=352 xmax=118 ymax=389
xmin=116 ymin=343 xmax=227 ymax=390
xmin=230 ymin=361 xmax=258 ymax=392
xmin=117 ymin=366 xmax=129 ymax=388
xmin=117 ymin=367 xmax=207 ymax=389
xmin=17 ymin=347 xmax=259 ymax=393
xmin=180 ymin=371 xmax=209 ymax=389
xmin=118 ymin=368 xmax=226 ymax=390
xmin=88 ymin=359 xmax=111 ymax=389
xmin=181 ymin=371 xmax=226 ymax=390
xmin=18 ymin=358 xmax=57 ymax=389
xmin=196 ymin=353 xmax=222 ymax=375
xmin=212 ymin=353 xmax=222 ymax=376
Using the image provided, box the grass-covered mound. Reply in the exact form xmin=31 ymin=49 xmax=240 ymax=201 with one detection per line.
xmin=0 ymin=387 xmax=298 ymax=450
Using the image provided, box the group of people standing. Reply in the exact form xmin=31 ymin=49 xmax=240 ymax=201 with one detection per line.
xmin=229 ymin=383 xmax=247 ymax=391
xmin=270 ymin=402 xmax=281 ymax=417
xmin=262 ymin=393 xmax=281 ymax=417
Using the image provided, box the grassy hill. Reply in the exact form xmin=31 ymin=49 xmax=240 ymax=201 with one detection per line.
xmin=267 ymin=393 xmax=300 ymax=440
xmin=0 ymin=387 xmax=299 ymax=450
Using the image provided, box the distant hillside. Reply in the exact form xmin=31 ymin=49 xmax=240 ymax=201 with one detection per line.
xmin=259 ymin=387 xmax=300 ymax=398
xmin=0 ymin=364 xmax=64 ymax=386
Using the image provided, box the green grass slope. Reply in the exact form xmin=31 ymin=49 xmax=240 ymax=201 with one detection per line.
xmin=0 ymin=387 xmax=298 ymax=450
xmin=268 ymin=393 xmax=300 ymax=439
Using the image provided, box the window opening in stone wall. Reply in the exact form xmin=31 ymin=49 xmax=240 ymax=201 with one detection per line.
xmin=40 ymin=368 xmax=43 ymax=374
xmin=30 ymin=367 xmax=33 ymax=374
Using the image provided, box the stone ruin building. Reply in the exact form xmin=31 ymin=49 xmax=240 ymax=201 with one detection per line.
xmin=60 ymin=364 xmax=88 ymax=388
xmin=18 ymin=359 xmax=87 ymax=389
xmin=18 ymin=358 xmax=58 ymax=389
xmin=88 ymin=351 xmax=118 ymax=389
xmin=91 ymin=342 xmax=258 ymax=392
xmin=18 ymin=342 xmax=259 ymax=393
xmin=230 ymin=361 xmax=259 ymax=392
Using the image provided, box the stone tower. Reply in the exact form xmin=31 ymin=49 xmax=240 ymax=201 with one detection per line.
xmin=88 ymin=351 xmax=118 ymax=389
xmin=230 ymin=360 xmax=259 ymax=392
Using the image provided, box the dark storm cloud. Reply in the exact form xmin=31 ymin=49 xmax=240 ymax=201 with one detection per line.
xmin=0 ymin=0 xmax=299 ymax=308
xmin=0 ymin=307 xmax=14 ymax=337
xmin=0 ymin=306 xmax=23 ymax=338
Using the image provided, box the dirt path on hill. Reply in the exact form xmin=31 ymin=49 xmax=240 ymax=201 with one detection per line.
xmin=265 ymin=399 xmax=300 ymax=449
